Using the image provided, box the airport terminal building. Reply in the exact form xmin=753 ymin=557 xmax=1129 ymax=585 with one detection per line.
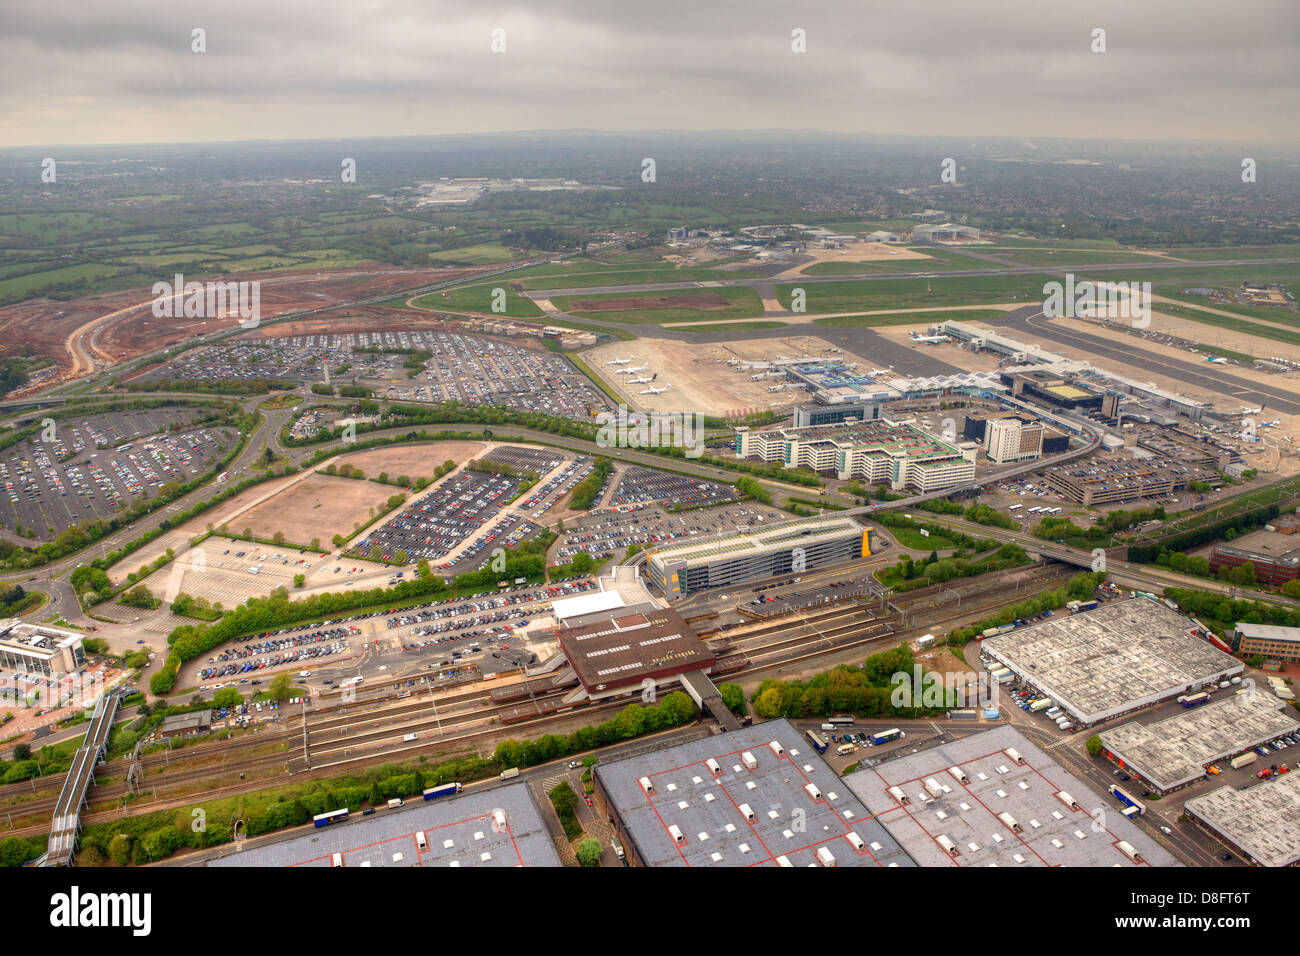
xmin=645 ymin=515 xmax=869 ymax=600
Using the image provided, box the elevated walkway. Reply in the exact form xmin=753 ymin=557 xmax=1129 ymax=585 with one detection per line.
xmin=40 ymin=691 xmax=120 ymax=866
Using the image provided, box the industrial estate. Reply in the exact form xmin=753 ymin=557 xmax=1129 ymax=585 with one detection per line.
xmin=1 ymin=9 xmax=1298 ymax=908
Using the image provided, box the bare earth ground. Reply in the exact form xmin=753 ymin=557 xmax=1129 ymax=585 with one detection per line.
xmin=331 ymin=441 xmax=486 ymax=480
xmin=588 ymin=334 xmax=878 ymax=416
xmin=774 ymin=242 xmax=932 ymax=277
xmin=0 ymin=265 xmax=487 ymax=387
xmin=236 ymin=473 xmax=397 ymax=545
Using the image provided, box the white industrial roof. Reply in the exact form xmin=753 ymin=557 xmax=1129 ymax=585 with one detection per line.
xmin=551 ymin=589 xmax=626 ymax=624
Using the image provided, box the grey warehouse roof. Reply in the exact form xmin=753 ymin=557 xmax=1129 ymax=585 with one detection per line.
xmin=983 ymin=598 xmax=1241 ymax=724
xmin=843 ymin=725 xmax=1179 ymax=867
xmin=595 ymin=718 xmax=913 ymax=867
xmin=207 ymin=781 xmax=560 ymax=868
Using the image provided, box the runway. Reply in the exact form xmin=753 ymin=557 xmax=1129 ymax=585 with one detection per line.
xmin=1001 ymin=306 xmax=1300 ymax=415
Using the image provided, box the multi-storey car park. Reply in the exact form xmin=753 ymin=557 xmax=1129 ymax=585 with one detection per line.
xmin=734 ymin=419 xmax=976 ymax=491
xmin=1097 ymin=691 xmax=1300 ymax=795
xmin=593 ymin=718 xmax=915 ymax=867
xmin=207 ymin=780 xmax=561 ymax=868
xmin=981 ymin=598 xmax=1244 ymax=728
xmin=645 ymin=514 xmax=870 ymax=599
xmin=1183 ymin=771 xmax=1300 ymax=867
xmin=843 ymin=726 xmax=1177 ymax=867
xmin=1043 ymin=455 xmax=1223 ymax=506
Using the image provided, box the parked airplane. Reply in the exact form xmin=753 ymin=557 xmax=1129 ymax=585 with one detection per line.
xmin=615 ymin=363 xmax=649 ymax=375
xmin=1205 ymin=356 xmax=1229 ymax=363
xmin=628 ymin=376 xmax=652 ymax=384
xmin=1260 ymin=420 xmax=1281 ymax=428
xmin=910 ymin=333 xmax=950 ymax=344
xmin=1241 ymin=406 xmax=1264 ymax=415
xmin=606 ymin=357 xmax=633 ymax=366
xmin=640 ymin=384 xmax=671 ymax=395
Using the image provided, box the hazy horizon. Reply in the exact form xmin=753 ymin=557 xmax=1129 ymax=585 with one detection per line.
xmin=3 ymin=0 xmax=1297 ymax=149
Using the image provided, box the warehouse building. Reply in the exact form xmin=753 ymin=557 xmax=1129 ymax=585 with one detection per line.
xmin=735 ymin=420 xmax=976 ymax=491
xmin=1231 ymin=622 xmax=1300 ymax=663
xmin=646 ymin=515 xmax=870 ymax=599
xmin=982 ymin=598 xmax=1243 ymax=727
xmin=0 ymin=619 xmax=85 ymax=677
xmin=911 ymin=223 xmax=980 ymax=243
xmin=844 ymin=725 xmax=1177 ymax=867
xmin=1184 ymin=772 xmax=1300 ymax=867
xmin=208 ymin=780 xmax=561 ymax=868
xmin=1097 ymin=691 xmax=1300 ymax=794
xmin=593 ymin=718 xmax=914 ymax=867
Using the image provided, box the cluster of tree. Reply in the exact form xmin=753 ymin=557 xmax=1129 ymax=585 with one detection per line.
xmin=1128 ymin=502 xmax=1287 ymax=565
xmin=119 ymin=584 xmax=157 ymax=609
xmin=751 ymin=646 xmax=943 ymax=719
xmin=493 ymin=692 xmax=698 ymax=768
xmin=889 ymin=542 xmax=1030 ymax=588
xmin=322 ymin=462 xmax=366 ymax=480
xmin=125 ymin=377 xmax=298 ymax=396
xmin=568 ymin=458 xmax=612 ymax=510
xmin=963 ymin=503 xmax=1016 ymax=530
xmin=734 ymin=475 xmax=771 ymax=505
xmin=945 ymin=572 xmax=1106 ymax=645
xmin=1164 ymin=586 xmax=1300 ymax=633
xmin=171 ymin=592 xmax=222 ymax=621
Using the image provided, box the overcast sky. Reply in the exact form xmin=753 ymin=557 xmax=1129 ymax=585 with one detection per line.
xmin=2 ymin=0 xmax=1297 ymax=148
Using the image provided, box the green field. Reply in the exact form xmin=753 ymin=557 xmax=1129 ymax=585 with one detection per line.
xmin=778 ymin=273 xmax=1057 ymax=313
xmin=410 ymin=281 xmax=545 ymax=318
xmin=891 ymin=528 xmax=957 ymax=550
xmin=552 ymin=286 xmax=765 ymax=324
xmin=426 ymin=242 xmax=520 ymax=264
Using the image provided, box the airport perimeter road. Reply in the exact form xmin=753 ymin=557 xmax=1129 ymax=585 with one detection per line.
xmin=1002 ymin=307 xmax=1300 ymax=416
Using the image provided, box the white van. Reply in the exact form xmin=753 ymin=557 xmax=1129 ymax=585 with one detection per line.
xmin=416 ymin=831 xmax=427 ymax=850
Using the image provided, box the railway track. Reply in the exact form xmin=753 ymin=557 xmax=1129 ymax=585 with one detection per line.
xmin=1 ymin=566 xmax=1073 ymax=842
